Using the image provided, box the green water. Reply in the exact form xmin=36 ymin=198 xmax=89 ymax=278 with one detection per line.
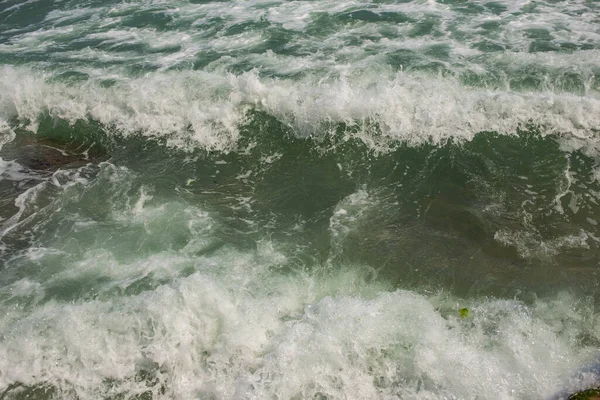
xmin=0 ymin=0 xmax=599 ymax=399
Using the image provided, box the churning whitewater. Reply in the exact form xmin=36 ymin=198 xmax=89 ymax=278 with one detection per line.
xmin=0 ymin=0 xmax=600 ymax=399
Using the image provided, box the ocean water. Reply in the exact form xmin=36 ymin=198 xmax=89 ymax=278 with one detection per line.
xmin=1 ymin=0 xmax=600 ymax=398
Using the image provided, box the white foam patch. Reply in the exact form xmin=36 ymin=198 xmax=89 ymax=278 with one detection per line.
xmin=0 ymin=159 xmax=43 ymax=182
xmin=0 ymin=278 xmax=46 ymax=306
xmin=329 ymin=187 xmax=372 ymax=252
xmin=1 ymin=66 xmax=599 ymax=153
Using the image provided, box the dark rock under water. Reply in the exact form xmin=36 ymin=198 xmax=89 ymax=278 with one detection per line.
xmin=0 ymin=133 xmax=106 ymax=223
xmin=568 ymin=388 xmax=600 ymax=400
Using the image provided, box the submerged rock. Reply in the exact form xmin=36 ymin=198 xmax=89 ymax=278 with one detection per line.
xmin=0 ymin=133 xmax=106 ymax=224
xmin=1 ymin=134 xmax=101 ymax=172
xmin=568 ymin=389 xmax=600 ymax=400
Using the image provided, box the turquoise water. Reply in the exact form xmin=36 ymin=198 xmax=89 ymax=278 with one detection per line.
xmin=1 ymin=0 xmax=600 ymax=398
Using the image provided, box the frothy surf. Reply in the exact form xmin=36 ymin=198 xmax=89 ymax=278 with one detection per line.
xmin=1 ymin=244 xmax=598 ymax=400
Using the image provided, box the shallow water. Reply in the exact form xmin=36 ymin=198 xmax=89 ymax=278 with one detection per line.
xmin=0 ymin=0 xmax=600 ymax=399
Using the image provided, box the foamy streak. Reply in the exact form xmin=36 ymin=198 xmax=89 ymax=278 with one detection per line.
xmin=1 ymin=66 xmax=599 ymax=152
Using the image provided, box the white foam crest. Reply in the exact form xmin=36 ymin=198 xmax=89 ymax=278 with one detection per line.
xmin=236 ymin=70 xmax=600 ymax=146
xmin=1 ymin=66 xmax=600 ymax=153
xmin=0 ymin=66 xmax=244 ymax=151
xmin=0 ymin=254 xmax=596 ymax=399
